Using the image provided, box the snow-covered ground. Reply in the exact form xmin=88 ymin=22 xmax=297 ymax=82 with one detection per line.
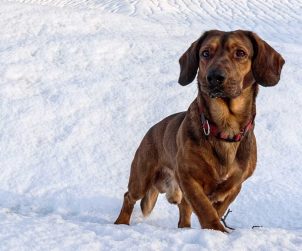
xmin=0 ymin=0 xmax=302 ymax=250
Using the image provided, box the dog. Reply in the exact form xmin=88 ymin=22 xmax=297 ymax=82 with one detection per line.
xmin=114 ymin=30 xmax=285 ymax=232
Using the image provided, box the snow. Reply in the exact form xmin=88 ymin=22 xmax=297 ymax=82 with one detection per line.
xmin=0 ymin=0 xmax=302 ymax=250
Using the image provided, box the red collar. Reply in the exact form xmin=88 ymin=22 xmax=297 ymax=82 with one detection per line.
xmin=199 ymin=106 xmax=255 ymax=142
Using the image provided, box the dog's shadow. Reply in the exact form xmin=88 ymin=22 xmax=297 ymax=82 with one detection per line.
xmin=0 ymin=189 xmax=121 ymax=226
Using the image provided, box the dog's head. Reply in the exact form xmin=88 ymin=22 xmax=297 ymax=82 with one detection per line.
xmin=178 ymin=30 xmax=285 ymax=98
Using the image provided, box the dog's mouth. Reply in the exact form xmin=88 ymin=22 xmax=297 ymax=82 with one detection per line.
xmin=208 ymin=90 xmax=226 ymax=98
xmin=207 ymin=85 xmax=242 ymax=99
xmin=199 ymin=79 xmax=242 ymax=99
xmin=208 ymin=86 xmax=228 ymax=98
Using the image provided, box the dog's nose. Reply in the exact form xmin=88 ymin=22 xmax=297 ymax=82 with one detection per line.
xmin=207 ymin=70 xmax=226 ymax=86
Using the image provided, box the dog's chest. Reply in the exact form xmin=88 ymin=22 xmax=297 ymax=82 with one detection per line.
xmin=217 ymin=161 xmax=238 ymax=181
xmin=203 ymin=161 xmax=239 ymax=196
xmin=212 ymin=143 xmax=242 ymax=179
xmin=214 ymin=141 xmax=239 ymax=165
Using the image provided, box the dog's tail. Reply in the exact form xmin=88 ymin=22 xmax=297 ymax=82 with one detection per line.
xmin=140 ymin=186 xmax=159 ymax=217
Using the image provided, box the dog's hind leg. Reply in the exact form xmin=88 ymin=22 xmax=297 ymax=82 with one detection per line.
xmin=178 ymin=197 xmax=192 ymax=228
xmin=115 ymin=149 xmax=158 ymax=225
xmin=114 ymin=190 xmax=137 ymax=225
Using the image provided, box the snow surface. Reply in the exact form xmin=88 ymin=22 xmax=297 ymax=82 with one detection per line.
xmin=0 ymin=0 xmax=302 ymax=250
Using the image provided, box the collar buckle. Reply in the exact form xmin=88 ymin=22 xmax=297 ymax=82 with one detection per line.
xmin=201 ymin=113 xmax=210 ymax=136
xmin=203 ymin=120 xmax=210 ymax=136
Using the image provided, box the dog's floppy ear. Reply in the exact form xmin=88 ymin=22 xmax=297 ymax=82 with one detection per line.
xmin=178 ymin=32 xmax=209 ymax=86
xmin=246 ymin=31 xmax=285 ymax=87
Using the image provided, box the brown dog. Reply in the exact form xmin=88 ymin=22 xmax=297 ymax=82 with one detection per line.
xmin=115 ymin=30 xmax=285 ymax=232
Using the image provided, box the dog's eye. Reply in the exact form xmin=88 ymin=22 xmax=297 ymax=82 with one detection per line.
xmin=201 ymin=50 xmax=210 ymax=58
xmin=235 ymin=49 xmax=246 ymax=58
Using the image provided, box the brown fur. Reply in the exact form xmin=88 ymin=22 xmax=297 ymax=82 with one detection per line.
xmin=114 ymin=30 xmax=285 ymax=232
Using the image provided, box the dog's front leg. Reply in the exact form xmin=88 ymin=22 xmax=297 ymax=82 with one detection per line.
xmin=214 ymin=185 xmax=242 ymax=218
xmin=177 ymin=167 xmax=227 ymax=233
xmin=208 ymin=169 xmax=243 ymax=204
xmin=178 ymin=197 xmax=192 ymax=228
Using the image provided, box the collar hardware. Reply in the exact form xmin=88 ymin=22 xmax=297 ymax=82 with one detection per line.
xmin=199 ymin=106 xmax=254 ymax=142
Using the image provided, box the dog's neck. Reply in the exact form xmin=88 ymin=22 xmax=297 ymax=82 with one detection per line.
xmin=197 ymin=83 xmax=257 ymax=137
xmin=194 ymin=82 xmax=258 ymax=169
